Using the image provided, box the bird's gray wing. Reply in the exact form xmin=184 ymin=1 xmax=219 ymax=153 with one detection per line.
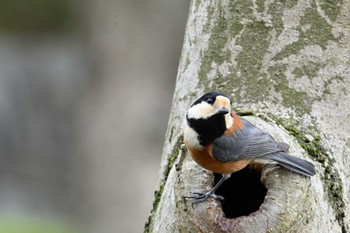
xmin=212 ymin=117 xmax=283 ymax=162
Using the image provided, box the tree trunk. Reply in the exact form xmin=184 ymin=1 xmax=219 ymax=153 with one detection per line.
xmin=145 ymin=0 xmax=350 ymax=232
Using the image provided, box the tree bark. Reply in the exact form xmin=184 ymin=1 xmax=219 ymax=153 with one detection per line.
xmin=145 ymin=0 xmax=350 ymax=232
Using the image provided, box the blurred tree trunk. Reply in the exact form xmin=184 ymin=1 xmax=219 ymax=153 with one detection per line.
xmin=145 ymin=0 xmax=350 ymax=232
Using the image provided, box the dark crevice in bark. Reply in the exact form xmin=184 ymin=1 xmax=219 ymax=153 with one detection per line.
xmin=214 ymin=165 xmax=267 ymax=218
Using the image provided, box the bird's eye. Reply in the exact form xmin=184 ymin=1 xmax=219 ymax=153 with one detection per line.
xmin=207 ymin=98 xmax=214 ymax=104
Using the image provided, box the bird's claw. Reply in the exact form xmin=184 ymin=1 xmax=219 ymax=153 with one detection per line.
xmin=183 ymin=192 xmax=224 ymax=208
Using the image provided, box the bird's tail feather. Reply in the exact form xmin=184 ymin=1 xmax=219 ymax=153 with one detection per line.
xmin=265 ymin=152 xmax=316 ymax=176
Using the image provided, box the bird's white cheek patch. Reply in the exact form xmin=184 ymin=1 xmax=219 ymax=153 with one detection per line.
xmin=184 ymin=125 xmax=204 ymax=150
xmin=187 ymin=102 xmax=215 ymax=119
xmin=225 ymin=114 xmax=233 ymax=129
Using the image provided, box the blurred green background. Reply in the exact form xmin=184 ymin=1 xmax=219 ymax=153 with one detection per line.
xmin=0 ymin=0 xmax=74 ymax=32
xmin=0 ymin=0 xmax=189 ymax=232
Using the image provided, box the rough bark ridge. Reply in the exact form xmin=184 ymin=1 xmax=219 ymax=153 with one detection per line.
xmin=145 ymin=0 xmax=350 ymax=232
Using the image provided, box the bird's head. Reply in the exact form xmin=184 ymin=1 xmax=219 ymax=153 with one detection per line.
xmin=185 ymin=92 xmax=233 ymax=148
xmin=187 ymin=92 xmax=232 ymax=120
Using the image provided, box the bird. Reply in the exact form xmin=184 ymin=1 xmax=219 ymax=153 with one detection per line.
xmin=183 ymin=91 xmax=316 ymax=205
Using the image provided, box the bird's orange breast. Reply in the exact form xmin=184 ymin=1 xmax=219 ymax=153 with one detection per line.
xmin=185 ymin=113 xmax=250 ymax=174
xmin=186 ymin=145 xmax=251 ymax=174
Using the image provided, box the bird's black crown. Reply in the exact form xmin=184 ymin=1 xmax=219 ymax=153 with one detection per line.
xmin=191 ymin=91 xmax=230 ymax=107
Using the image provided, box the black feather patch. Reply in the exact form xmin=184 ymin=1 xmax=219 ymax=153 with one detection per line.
xmin=191 ymin=92 xmax=230 ymax=106
xmin=187 ymin=113 xmax=227 ymax=146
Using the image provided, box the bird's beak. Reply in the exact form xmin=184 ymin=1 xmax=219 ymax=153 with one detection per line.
xmin=216 ymin=106 xmax=230 ymax=115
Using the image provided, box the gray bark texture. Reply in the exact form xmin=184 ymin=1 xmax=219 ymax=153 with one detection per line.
xmin=145 ymin=0 xmax=350 ymax=232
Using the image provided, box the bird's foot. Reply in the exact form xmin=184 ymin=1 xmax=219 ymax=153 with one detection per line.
xmin=184 ymin=192 xmax=224 ymax=208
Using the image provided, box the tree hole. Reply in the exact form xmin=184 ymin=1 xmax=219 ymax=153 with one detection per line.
xmin=214 ymin=165 xmax=267 ymax=218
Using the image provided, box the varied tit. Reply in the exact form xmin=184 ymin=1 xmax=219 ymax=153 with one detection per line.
xmin=184 ymin=91 xmax=316 ymax=205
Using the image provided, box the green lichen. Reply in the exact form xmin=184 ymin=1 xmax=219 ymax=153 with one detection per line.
xmin=301 ymin=5 xmax=336 ymax=47
xmin=144 ymin=183 xmax=165 ymax=233
xmin=194 ymin=0 xmax=201 ymax=12
xmin=177 ymin=31 xmax=193 ymax=75
xmin=184 ymin=55 xmax=191 ymax=72
xmin=234 ymin=20 xmax=271 ymax=74
xmin=292 ymin=62 xmax=326 ymax=80
xmin=319 ymin=0 xmax=343 ymax=22
xmin=274 ymin=4 xmax=336 ymax=61
xmin=255 ymin=0 xmax=265 ymax=13
xmin=323 ymin=75 xmax=346 ymax=96
xmin=228 ymin=0 xmax=254 ymax=18
xmin=267 ymin=5 xmax=284 ymax=37
xmin=195 ymin=0 xmax=340 ymax=117
xmin=267 ymin=0 xmax=299 ymax=37
xmin=198 ymin=0 xmax=331 ymax=110
xmin=198 ymin=0 xmax=321 ymax=115
xmin=198 ymin=5 xmax=232 ymax=91
xmin=198 ymin=0 xmax=263 ymax=94
xmin=268 ymin=114 xmax=348 ymax=233
xmin=144 ymin=136 xmax=185 ymax=233
xmin=269 ymin=64 xmax=313 ymax=115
